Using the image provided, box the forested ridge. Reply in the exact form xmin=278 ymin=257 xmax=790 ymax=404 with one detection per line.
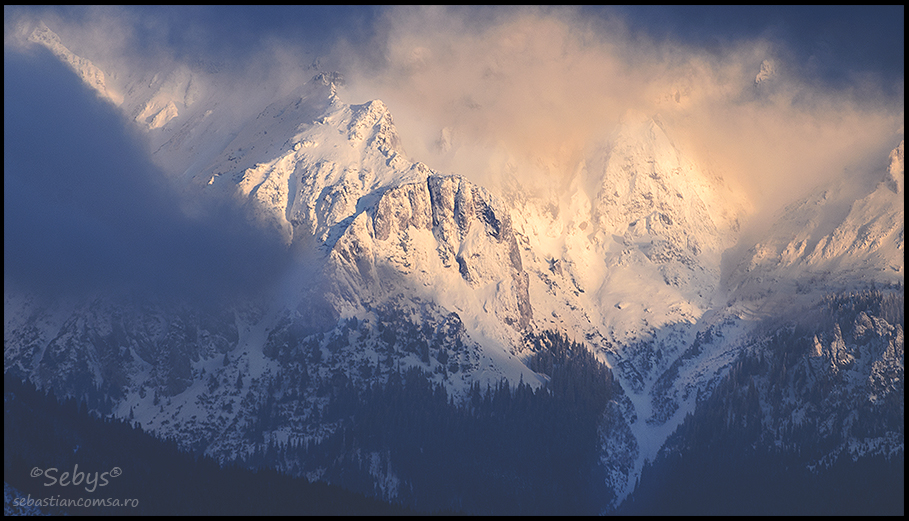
xmin=5 ymin=330 xmax=620 ymax=515
xmin=3 ymin=376 xmax=414 ymax=516
xmin=619 ymin=289 xmax=904 ymax=515
xmin=246 ymin=330 xmax=620 ymax=514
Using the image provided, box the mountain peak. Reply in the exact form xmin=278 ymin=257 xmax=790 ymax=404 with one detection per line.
xmin=727 ymin=140 xmax=905 ymax=303
xmin=347 ymin=99 xmax=403 ymax=157
xmin=311 ymin=71 xmax=345 ymax=101
xmin=26 ymin=21 xmax=122 ymax=106
xmin=884 ymin=140 xmax=904 ymax=194
xmin=26 ymin=20 xmax=60 ymax=46
xmin=754 ymin=58 xmax=777 ymax=86
xmin=312 ymin=70 xmax=345 ymax=88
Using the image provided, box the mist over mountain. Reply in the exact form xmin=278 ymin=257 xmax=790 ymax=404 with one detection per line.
xmin=3 ymin=48 xmax=292 ymax=303
xmin=4 ymin=6 xmax=903 ymax=515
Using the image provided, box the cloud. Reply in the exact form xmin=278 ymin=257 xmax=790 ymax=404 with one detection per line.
xmin=336 ymin=6 xmax=903 ymax=213
xmin=3 ymin=46 xmax=291 ymax=302
xmin=7 ymin=6 xmax=901 ymax=204
xmin=4 ymin=6 xmax=903 ymax=303
xmin=4 ymin=6 xmax=383 ymax=145
xmin=338 ymin=7 xmax=646 ymax=187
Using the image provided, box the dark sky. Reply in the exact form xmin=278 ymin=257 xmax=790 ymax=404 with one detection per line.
xmin=3 ymin=6 xmax=904 ymax=303
xmin=606 ymin=5 xmax=904 ymax=95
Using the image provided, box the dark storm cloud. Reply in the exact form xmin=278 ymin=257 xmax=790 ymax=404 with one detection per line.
xmin=4 ymin=47 xmax=291 ymax=302
xmin=4 ymin=5 xmax=382 ymax=75
xmin=124 ymin=5 xmax=381 ymax=61
xmin=605 ymin=5 xmax=904 ymax=94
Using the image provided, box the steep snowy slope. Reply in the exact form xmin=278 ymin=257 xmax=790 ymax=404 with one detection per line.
xmin=25 ymin=21 xmax=122 ymax=105
xmin=24 ymin=20 xmax=201 ymax=137
xmin=726 ymin=140 xmax=904 ymax=311
xmin=192 ymin=78 xmax=414 ymax=245
xmin=501 ymin=111 xmax=751 ymax=503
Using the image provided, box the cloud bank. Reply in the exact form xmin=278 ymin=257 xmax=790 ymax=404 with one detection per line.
xmin=4 ymin=47 xmax=291 ymax=302
xmin=4 ymin=6 xmax=904 ymax=301
xmin=337 ymin=6 xmax=903 ymax=211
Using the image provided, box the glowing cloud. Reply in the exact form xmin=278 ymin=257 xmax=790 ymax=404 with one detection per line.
xmin=338 ymin=6 xmax=902 ymax=216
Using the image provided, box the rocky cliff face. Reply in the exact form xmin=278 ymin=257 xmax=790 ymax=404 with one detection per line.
xmin=335 ymin=173 xmax=532 ymax=330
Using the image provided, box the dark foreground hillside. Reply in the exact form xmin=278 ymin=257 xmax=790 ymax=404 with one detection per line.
xmin=3 ymin=375 xmax=416 ymax=516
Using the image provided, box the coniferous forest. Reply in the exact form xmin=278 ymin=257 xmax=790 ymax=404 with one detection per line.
xmin=619 ymin=290 xmax=905 ymax=515
xmin=5 ymin=316 xmax=902 ymax=515
xmin=3 ymin=376 xmax=413 ymax=516
xmin=5 ymin=331 xmax=618 ymax=515
xmin=245 ymin=331 xmax=619 ymax=515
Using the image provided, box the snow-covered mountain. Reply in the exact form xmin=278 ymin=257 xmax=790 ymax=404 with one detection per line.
xmin=727 ymin=140 xmax=904 ymax=305
xmin=24 ymin=21 xmax=122 ymax=106
xmin=5 ymin=22 xmax=903 ymax=513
